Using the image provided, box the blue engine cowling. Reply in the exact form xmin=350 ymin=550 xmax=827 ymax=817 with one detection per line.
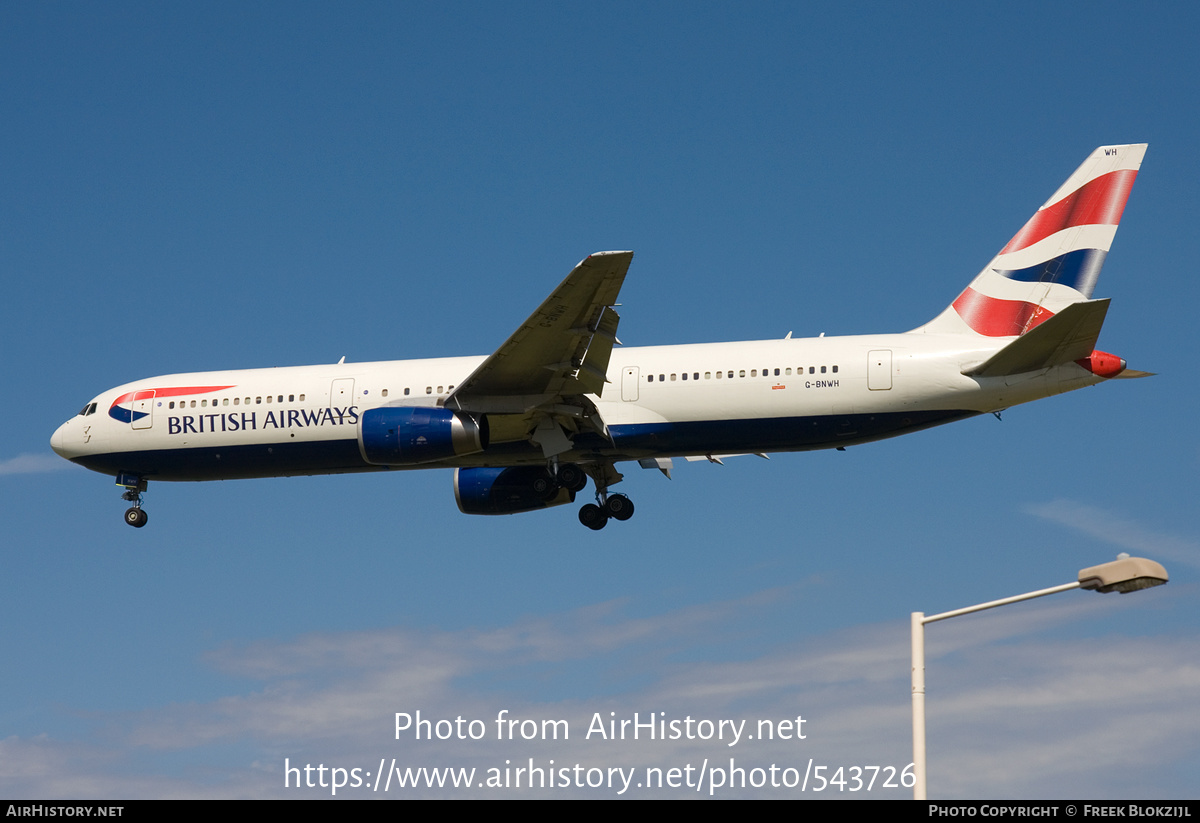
xmin=359 ymin=407 xmax=488 ymax=466
xmin=454 ymin=467 xmax=575 ymax=515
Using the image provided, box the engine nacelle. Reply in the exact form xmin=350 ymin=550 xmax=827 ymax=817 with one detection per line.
xmin=359 ymin=407 xmax=488 ymax=466
xmin=454 ymin=466 xmax=575 ymax=515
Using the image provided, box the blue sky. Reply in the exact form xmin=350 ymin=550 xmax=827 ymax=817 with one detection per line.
xmin=3 ymin=2 xmax=1198 ymax=798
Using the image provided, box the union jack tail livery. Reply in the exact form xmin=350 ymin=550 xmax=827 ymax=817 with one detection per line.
xmin=915 ymin=144 xmax=1146 ymax=340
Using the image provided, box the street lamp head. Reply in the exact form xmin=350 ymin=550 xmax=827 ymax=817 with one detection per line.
xmin=1078 ymin=556 xmax=1169 ymax=594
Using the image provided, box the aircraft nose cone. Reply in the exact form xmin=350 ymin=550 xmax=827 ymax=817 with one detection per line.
xmin=51 ymin=421 xmax=70 ymax=459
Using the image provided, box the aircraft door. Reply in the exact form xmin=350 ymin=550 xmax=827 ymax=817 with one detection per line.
xmin=131 ymin=390 xmax=156 ymax=430
xmin=621 ymin=367 xmax=639 ymax=401
xmin=331 ymin=378 xmax=355 ymax=406
xmin=868 ymin=350 xmax=893 ymax=390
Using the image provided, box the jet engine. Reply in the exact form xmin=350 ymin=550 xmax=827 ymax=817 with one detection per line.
xmin=454 ymin=466 xmax=575 ymax=515
xmin=359 ymin=407 xmax=488 ymax=465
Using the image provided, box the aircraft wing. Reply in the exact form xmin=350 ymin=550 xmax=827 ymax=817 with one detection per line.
xmin=446 ymin=251 xmax=632 ymax=416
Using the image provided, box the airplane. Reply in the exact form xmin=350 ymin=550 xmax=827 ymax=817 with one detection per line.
xmin=51 ymin=144 xmax=1149 ymax=530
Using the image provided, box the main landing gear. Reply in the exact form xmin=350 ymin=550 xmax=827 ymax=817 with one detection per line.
xmin=532 ymin=461 xmax=587 ymax=499
xmin=577 ymin=463 xmax=635 ymax=531
xmin=578 ymin=493 xmax=634 ymax=531
xmin=534 ymin=460 xmax=636 ymax=530
xmin=118 ymin=474 xmax=148 ymax=528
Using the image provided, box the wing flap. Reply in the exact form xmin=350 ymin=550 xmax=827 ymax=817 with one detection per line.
xmin=573 ymin=305 xmax=621 ymax=395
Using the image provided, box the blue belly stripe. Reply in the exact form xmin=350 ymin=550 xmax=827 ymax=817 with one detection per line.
xmin=72 ymin=409 xmax=977 ymax=480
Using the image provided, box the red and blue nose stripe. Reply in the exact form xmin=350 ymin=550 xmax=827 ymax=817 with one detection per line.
xmin=108 ymin=385 xmax=234 ymax=424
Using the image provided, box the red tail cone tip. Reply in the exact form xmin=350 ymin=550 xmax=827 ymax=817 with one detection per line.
xmin=1076 ymin=350 xmax=1126 ymax=378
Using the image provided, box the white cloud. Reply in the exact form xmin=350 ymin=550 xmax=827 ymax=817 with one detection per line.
xmin=1 ymin=589 xmax=1194 ymax=799
xmin=0 ymin=453 xmax=70 ymax=476
xmin=1025 ymin=499 xmax=1200 ymax=571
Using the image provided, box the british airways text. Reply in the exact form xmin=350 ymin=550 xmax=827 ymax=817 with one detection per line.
xmin=167 ymin=406 xmax=361 ymax=435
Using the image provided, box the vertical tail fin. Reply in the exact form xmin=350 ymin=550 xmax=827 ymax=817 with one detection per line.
xmin=912 ymin=144 xmax=1147 ymax=337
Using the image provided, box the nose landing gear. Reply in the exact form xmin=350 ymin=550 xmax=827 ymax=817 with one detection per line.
xmin=117 ymin=474 xmax=148 ymax=528
xmin=124 ymin=506 xmax=148 ymax=528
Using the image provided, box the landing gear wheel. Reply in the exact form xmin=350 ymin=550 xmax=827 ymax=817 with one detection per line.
xmin=604 ymin=493 xmax=634 ymax=521
xmin=124 ymin=507 xmax=148 ymax=528
xmin=557 ymin=463 xmax=587 ymax=493
xmin=578 ymin=503 xmax=608 ymax=530
xmin=532 ymin=471 xmax=558 ymax=501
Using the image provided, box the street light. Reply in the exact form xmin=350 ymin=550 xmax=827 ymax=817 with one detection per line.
xmin=910 ymin=555 xmax=1168 ymax=799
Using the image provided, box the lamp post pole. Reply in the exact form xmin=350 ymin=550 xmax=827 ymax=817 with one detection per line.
xmin=911 ymin=556 xmax=1168 ymax=800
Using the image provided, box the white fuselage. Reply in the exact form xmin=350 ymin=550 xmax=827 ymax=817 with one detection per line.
xmin=51 ymin=331 xmax=1102 ymax=483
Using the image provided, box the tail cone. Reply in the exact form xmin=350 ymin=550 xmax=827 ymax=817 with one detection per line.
xmin=1076 ymin=350 xmax=1126 ymax=378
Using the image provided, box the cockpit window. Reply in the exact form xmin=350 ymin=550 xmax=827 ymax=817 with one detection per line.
xmin=78 ymin=402 xmax=97 ymax=417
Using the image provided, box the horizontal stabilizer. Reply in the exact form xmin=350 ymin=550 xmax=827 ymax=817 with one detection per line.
xmin=964 ymin=299 xmax=1110 ymax=378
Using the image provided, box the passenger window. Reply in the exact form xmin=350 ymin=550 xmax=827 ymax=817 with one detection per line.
xmin=299 ymin=394 xmax=305 ymax=401
xmin=234 ymin=398 xmax=240 ymax=405
xmin=382 ymin=389 xmax=389 ymax=397
xmin=738 ymin=370 xmax=745 ymax=378
xmin=682 ymin=373 xmax=688 ymax=380
xmin=809 ymin=367 xmax=815 ymax=374
xmin=727 ymin=371 xmax=733 ymax=378
xmin=437 ymin=386 xmax=444 ymax=393
xmin=821 ymin=366 xmax=827 ymax=373
xmin=256 ymin=397 xmax=262 ymax=404
xmin=716 ymin=371 xmax=723 ymax=379
xmin=751 ymin=369 xmax=757 ymax=377
xmin=832 ymin=365 xmax=838 ymax=373
xmin=404 ymin=388 xmax=410 ymax=396
xmin=648 ymin=375 xmax=654 ymax=382
xmin=289 ymin=395 xmax=295 ymax=402
xmin=693 ymin=373 xmax=699 ymax=380
xmin=705 ymin=372 xmax=712 ymax=379
xmin=426 ymin=387 xmax=432 ymax=395
xmin=670 ymin=374 xmax=676 ymax=381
